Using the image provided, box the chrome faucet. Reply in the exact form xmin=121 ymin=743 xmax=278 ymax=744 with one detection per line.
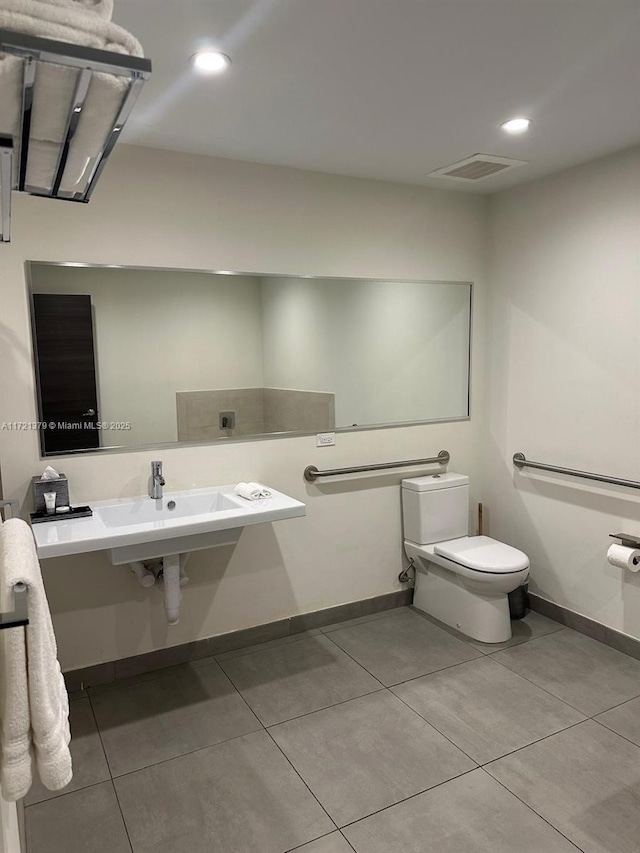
xmin=150 ymin=461 xmax=165 ymax=499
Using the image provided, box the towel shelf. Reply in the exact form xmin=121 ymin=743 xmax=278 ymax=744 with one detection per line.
xmin=0 ymin=28 xmax=152 ymax=242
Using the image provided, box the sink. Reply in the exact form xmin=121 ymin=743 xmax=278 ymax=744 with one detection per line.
xmin=97 ymin=491 xmax=240 ymax=528
xmin=31 ymin=484 xmax=306 ymax=565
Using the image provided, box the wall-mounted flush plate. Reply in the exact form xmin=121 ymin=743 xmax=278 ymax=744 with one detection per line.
xmin=316 ymin=432 xmax=335 ymax=447
xmin=219 ymin=411 xmax=235 ymax=430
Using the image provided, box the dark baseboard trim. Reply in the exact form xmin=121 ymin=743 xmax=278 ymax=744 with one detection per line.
xmin=64 ymin=588 xmax=414 ymax=692
xmin=529 ymin=593 xmax=640 ymax=661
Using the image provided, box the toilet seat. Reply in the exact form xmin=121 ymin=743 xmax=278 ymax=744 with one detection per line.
xmin=434 ymin=536 xmax=529 ymax=574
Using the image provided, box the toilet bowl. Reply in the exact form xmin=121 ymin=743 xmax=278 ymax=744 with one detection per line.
xmin=402 ymin=474 xmax=530 ymax=644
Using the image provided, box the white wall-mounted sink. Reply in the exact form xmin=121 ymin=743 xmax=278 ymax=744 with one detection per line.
xmin=32 ymin=484 xmax=306 ymax=565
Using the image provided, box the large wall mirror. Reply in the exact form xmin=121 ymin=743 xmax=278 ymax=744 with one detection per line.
xmin=27 ymin=262 xmax=472 ymax=456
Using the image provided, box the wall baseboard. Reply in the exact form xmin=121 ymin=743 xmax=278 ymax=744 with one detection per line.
xmin=64 ymin=588 xmax=413 ymax=692
xmin=528 ymin=593 xmax=640 ymax=661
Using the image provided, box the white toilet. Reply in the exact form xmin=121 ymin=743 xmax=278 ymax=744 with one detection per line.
xmin=402 ymin=472 xmax=530 ymax=643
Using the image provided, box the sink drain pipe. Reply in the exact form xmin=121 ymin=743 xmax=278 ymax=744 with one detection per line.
xmin=130 ymin=561 xmax=156 ymax=588
xmin=163 ymin=555 xmax=182 ymax=624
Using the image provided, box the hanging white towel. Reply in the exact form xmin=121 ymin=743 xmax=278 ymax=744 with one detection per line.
xmin=0 ymin=519 xmax=71 ymax=802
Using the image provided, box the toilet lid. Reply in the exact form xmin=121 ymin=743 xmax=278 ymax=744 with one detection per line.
xmin=433 ymin=536 xmax=529 ymax=573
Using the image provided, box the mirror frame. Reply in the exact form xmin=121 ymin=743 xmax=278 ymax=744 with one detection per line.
xmin=26 ymin=261 xmax=473 ymax=458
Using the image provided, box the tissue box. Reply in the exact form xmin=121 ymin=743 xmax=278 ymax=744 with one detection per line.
xmin=32 ymin=474 xmax=69 ymax=513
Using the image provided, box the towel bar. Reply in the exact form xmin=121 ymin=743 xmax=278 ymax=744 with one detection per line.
xmin=0 ymin=499 xmax=29 ymax=628
xmin=304 ymin=450 xmax=450 ymax=482
xmin=0 ymin=583 xmax=28 ymax=630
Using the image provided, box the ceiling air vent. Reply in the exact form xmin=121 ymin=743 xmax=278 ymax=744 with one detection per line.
xmin=428 ymin=154 xmax=528 ymax=182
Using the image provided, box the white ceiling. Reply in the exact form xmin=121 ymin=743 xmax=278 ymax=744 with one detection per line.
xmin=114 ymin=0 xmax=640 ymax=192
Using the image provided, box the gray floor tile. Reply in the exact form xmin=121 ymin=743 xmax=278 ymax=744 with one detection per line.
xmin=25 ymin=781 xmax=131 ymax=853
xmin=115 ymin=730 xmax=334 ymax=853
xmin=90 ymin=659 xmax=261 ymax=776
xmin=469 ymin=610 xmax=565 ymax=653
xmin=595 ymin=696 xmax=640 ymax=746
xmin=270 ymin=690 xmax=474 ymax=827
xmin=343 ymin=769 xmax=579 ymax=853
xmin=219 ymin=634 xmax=382 ymax=726
xmin=409 ymin=607 xmax=563 ymax=654
xmin=492 ymin=629 xmax=640 ymax=715
xmin=486 ymin=720 xmax=640 ymax=853
xmin=392 ymin=656 xmax=585 ymax=764
xmin=64 ymin=661 xmax=115 ymax=693
xmin=25 ymin=697 xmax=110 ymax=805
xmin=320 ymin=608 xmax=409 ymax=634
xmin=327 ymin=609 xmax=482 ymax=687
xmin=288 ymin=833 xmax=354 ymax=852
xmin=216 ymin=629 xmax=321 ymax=662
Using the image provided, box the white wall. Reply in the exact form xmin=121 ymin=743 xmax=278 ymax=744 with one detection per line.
xmin=486 ymin=145 xmax=640 ymax=640
xmin=31 ymin=266 xmax=265 ymax=446
xmin=0 ymin=145 xmax=487 ymax=670
xmin=261 ymin=277 xmax=470 ymax=425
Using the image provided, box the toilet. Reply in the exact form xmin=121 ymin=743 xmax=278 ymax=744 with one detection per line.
xmin=402 ymin=472 xmax=530 ymax=643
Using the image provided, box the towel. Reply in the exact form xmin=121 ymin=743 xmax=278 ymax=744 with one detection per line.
xmin=234 ymin=482 xmax=273 ymax=501
xmin=0 ymin=0 xmax=144 ymax=192
xmin=0 ymin=519 xmax=71 ymax=802
xmin=42 ymin=0 xmax=114 ymax=21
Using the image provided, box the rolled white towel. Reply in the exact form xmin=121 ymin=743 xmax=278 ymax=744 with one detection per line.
xmin=233 ymin=483 xmax=272 ymax=501
xmin=247 ymin=482 xmax=272 ymax=499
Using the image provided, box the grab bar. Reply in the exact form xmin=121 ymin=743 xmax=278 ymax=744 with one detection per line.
xmin=513 ymin=452 xmax=640 ymax=491
xmin=304 ymin=450 xmax=450 ymax=482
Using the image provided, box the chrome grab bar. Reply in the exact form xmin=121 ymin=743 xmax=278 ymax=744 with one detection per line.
xmin=304 ymin=450 xmax=450 ymax=482
xmin=513 ymin=453 xmax=640 ymax=491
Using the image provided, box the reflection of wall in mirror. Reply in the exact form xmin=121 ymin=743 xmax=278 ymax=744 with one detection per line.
xmin=176 ymin=387 xmax=335 ymax=440
xmin=261 ymin=277 xmax=471 ymax=426
xmin=30 ymin=266 xmax=265 ymax=447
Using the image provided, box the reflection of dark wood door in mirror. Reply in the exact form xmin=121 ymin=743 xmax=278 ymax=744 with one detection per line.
xmin=32 ymin=294 xmax=100 ymax=454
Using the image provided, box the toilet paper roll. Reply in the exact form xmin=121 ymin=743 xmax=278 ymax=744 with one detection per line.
xmin=607 ymin=544 xmax=640 ymax=573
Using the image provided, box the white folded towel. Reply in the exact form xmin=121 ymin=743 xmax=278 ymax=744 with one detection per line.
xmin=0 ymin=519 xmax=71 ymax=802
xmin=233 ymin=482 xmax=273 ymax=501
xmin=42 ymin=0 xmax=114 ymax=21
xmin=0 ymin=0 xmax=144 ymax=192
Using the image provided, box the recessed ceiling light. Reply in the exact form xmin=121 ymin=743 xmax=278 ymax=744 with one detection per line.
xmin=191 ymin=50 xmax=231 ymax=74
xmin=501 ymin=117 xmax=532 ymax=135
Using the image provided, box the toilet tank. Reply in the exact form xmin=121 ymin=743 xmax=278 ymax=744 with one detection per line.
xmin=402 ymin=473 xmax=470 ymax=544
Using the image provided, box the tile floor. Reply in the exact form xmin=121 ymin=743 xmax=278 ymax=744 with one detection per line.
xmin=25 ymin=606 xmax=640 ymax=853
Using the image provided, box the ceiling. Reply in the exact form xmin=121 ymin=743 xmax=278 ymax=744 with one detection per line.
xmin=114 ymin=0 xmax=640 ymax=193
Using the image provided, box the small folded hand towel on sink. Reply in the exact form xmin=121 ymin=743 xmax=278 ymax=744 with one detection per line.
xmin=233 ymin=482 xmax=272 ymax=501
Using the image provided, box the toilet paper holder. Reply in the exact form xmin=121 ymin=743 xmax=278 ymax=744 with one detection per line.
xmin=609 ymin=532 xmax=640 ymax=548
